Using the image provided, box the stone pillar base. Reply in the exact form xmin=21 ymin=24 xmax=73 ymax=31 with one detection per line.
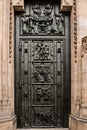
xmin=69 ymin=115 xmax=87 ymax=130
xmin=0 ymin=115 xmax=16 ymax=130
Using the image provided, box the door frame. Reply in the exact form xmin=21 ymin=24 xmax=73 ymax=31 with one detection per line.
xmin=8 ymin=0 xmax=78 ymax=129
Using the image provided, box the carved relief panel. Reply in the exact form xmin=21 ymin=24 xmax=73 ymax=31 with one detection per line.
xmin=32 ymin=107 xmax=54 ymax=126
xmin=17 ymin=39 xmax=64 ymax=127
xmin=32 ymin=63 xmax=54 ymax=83
xmin=20 ymin=4 xmax=65 ymax=35
xmin=32 ymin=85 xmax=54 ymax=105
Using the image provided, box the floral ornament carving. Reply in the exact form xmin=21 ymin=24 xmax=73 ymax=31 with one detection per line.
xmin=35 ymin=42 xmax=50 ymax=60
xmin=32 ymin=40 xmax=54 ymax=60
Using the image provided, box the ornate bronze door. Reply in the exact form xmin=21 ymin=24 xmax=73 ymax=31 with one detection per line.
xmin=15 ymin=0 xmax=70 ymax=128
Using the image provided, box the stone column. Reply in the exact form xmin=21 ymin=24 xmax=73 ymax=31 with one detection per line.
xmin=0 ymin=0 xmax=24 ymax=130
xmin=0 ymin=0 xmax=16 ymax=130
xmin=80 ymin=36 xmax=87 ymax=125
xmin=61 ymin=0 xmax=82 ymax=125
xmin=81 ymin=37 xmax=87 ymax=115
xmin=69 ymin=0 xmax=87 ymax=130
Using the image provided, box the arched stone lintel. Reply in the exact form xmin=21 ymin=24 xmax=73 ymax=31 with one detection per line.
xmin=61 ymin=0 xmax=73 ymax=11
xmin=13 ymin=0 xmax=73 ymax=12
xmin=13 ymin=0 xmax=24 ymax=11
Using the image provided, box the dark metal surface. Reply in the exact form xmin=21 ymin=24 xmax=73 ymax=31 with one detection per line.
xmin=15 ymin=0 xmax=70 ymax=128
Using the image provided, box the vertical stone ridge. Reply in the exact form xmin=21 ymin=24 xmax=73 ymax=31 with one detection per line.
xmin=73 ymin=0 xmax=78 ymax=63
xmin=9 ymin=0 xmax=13 ymax=64
xmin=0 ymin=0 xmax=14 ymax=117
xmin=8 ymin=0 xmax=15 ymax=115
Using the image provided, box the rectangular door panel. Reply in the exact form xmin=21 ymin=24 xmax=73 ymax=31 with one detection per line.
xmin=16 ymin=39 xmax=65 ymax=127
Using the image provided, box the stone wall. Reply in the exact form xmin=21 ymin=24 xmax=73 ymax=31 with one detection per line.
xmin=0 ymin=0 xmax=16 ymax=130
xmin=69 ymin=0 xmax=87 ymax=130
xmin=0 ymin=0 xmax=14 ymax=121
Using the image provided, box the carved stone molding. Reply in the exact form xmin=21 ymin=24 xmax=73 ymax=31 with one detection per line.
xmin=81 ymin=36 xmax=87 ymax=57
xmin=9 ymin=0 xmax=13 ymax=63
xmin=0 ymin=0 xmax=14 ymax=118
xmin=13 ymin=0 xmax=24 ymax=11
xmin=61 ymin=0 xmax=73 ymax=11
xmin=73 ymin=0 xmax=78 ymax=63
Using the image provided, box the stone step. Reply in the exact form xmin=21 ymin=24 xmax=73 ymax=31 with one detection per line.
xmin=17 ymin=128 xmax=69 ymax=130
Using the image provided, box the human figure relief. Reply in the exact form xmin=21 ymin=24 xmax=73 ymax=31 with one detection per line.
xmin=22 ymin=16 xmax=29 ymax=34
xmin=55 ymin=14 xmax=64 ymax=34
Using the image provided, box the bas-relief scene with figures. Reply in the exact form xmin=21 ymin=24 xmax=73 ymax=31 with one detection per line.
xmin=21 ymin=4 xmax=64 ymax=35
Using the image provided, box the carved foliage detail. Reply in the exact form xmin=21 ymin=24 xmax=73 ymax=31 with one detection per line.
xmin=35 ymin=42 xmax=50 ymax=60
xmin=21 ymin=4 xmax=64 ymax=35
xmin=32 ymin=40 xmax=53 ymax=60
